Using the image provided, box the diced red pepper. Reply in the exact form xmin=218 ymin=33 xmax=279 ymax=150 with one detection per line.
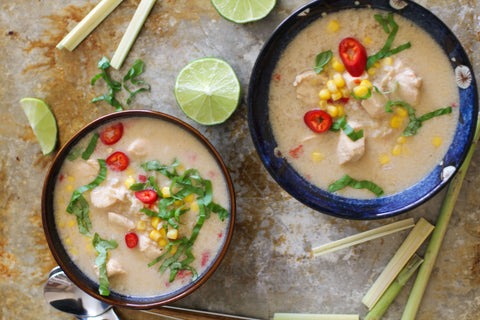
xmin=99 ymin=122 xmax=124 ymax=145
xmin=289 ymin=145 xmax=304 ymax=158
xmin=339 ymin=37 xmax=367 ymax=77
xmin=106 ymin=151 xmax=129 ymax=171
xmin=138 ymin=175 xmax=147 ymax=183
xmin=201 ymin=251 xmax=210 ymax=267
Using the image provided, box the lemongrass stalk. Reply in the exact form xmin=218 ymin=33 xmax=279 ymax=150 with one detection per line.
xmin=312 ymin=218 xmax=415 ymax=257
xmin=364 ymin=254 xmax=423 ymax=320
xmin=273 ymin=314 xmax=359 ymax=320
xmin=401 ymin=118 xmax=480 ymax=320
xmin=110 ymin=0 xmax=157 ymax=69
xmin=57 ymin=0 xmax=124 ymax=51
xmin=362 ymin=218 xmax=434 ymax=309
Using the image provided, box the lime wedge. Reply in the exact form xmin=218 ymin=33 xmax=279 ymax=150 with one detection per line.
xmin=20 ymin=98 xmax=58 ymax=155
xmin=174 ymin=57 xmax=241 ymax=126
xmin=211 ymin=0 xmax=276 ymax=24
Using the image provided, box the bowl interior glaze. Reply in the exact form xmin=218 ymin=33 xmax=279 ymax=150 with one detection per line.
xmin=42 ymin=110 xmax=235 ymax=308
xmin=248 ymin=0 xmax=478 ymax=219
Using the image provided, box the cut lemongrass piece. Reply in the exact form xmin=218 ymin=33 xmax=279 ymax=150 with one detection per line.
xmin=362 ymin=218 xmax=434 ymax=310
xmin=364 ymin=254 xmax=423 ymax=320
xmin=311 ymin=218 xmax=415 ymax=257
xmin=57 ymin=0 xmax=124 ymax=51
xmin=273 ymin=314 xmax=359 ymax=320
xmin=110 ymin=0 xmax=156 ymax=69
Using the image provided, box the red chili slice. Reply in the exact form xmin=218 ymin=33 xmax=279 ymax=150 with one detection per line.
xmin=289 ymin=144 xmax=304 ymax=158
xmin=135 ymin=189 xmax=158 ymax=204
xmin=106 ymin=151 xmax=129 ymax=171
xmin=338 ymin=37 xmax=367 ymax=77
xmin=125 ymin=232 xmax=138 ymax=248
xmin=304 ymin=109 xmax=332 ymax=133
xmin=100 ymin=123 xmax=124 ymax=145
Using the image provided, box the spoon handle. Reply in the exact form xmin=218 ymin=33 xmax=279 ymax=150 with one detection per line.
xmin=85 ymin=308 xmax=121 ymax=320
xmin=141 ymin=306 xmax=261 ymax=320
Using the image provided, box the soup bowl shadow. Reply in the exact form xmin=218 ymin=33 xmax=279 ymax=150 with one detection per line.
xmin=42 ymin=110 xmax=236 ymax=308
xmin=248 ymin=0 xmax=478 ymax=219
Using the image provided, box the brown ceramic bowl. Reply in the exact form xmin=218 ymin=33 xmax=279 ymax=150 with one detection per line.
xmin=42 ymin=110 xmax=235 ymax=308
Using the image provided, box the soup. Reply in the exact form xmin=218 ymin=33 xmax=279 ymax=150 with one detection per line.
xmin=53 ymin=116 xmax=231 ymax=297
xmin=269 ymin=8 xmax=459 ymax=198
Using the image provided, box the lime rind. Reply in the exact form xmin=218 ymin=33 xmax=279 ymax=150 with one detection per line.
xmin=20 ymin=98 xmax=58 ymax=155
xmin=211 ymin=0 xmax=276 ymax=24
xmin=174 ymin=57 xmax=241 ymax=126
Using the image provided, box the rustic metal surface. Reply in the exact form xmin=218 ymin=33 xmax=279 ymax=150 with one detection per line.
xmin=0 ymin=0 xmax=479 ymax=319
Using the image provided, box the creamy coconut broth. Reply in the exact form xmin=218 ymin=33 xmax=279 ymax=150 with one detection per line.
xmin=54 ymin=117 xmax=230 ymax=296
xmin=269 ymin=9 xmax=459 ymax=198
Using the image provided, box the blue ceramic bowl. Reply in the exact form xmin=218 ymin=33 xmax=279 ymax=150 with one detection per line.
xmin=248 ymin=0 xmax=478 ymax=219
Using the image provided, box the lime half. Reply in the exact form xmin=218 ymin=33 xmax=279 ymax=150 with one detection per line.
xmin=174 ymin=58 xmax=241 ymax=126
xmin=211 ymin=0 xmax=276 ymax=24
xmin=20 ymin=98 xmax=58 ymax=155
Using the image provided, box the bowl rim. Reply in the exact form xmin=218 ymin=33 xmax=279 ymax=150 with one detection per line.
xmin=42 ymin=110 xmax=236 ymax=308
xmin=247 ymin=0 xmax=478 ymax=220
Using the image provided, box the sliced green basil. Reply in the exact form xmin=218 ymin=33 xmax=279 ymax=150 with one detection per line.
xmin=330 ymin=116 xmax=364 ymax=141
xmin=329 ymin=174 xmax=384 ymax=197
xmin=92 ymin=233 xmax=118 ymax=296
xmin=123 ymin=59 xmax=151 ymax=105
xmin=67 ymin=147 xmax=81 ymax=161
xmin=314 ymin=50 xmax=333 ymax=74
xmin=81 ymin=133 xmax=99 ymax=160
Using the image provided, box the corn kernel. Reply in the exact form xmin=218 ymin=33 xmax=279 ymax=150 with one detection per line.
xmin=71 ymin=248 xmax=78 ymax=256
xmin=65 ymin=237 xmax=72 ymax=246
xmin=379 ymin=154 xmax=390 ymax=165
xmin=353 ymin=85 xmax=369 ymax=97
xmin=174 ymin=200 xmax=183 ymax=207
xmin=432 ymin=136 xmax=442 ymax=147
xmin=66 ymin=184 xmax=74 ymax=192
xmin=396 ymin=136 xmax=407 ymax=144
xmin=184 ymin=193 xmax=195 ymax=203
xmin=394 ymin=107 xmax=408 ymax=118
xmin=67 ymin=176 xmax=75 ymax=183
xmin=124 ymin=176 xmax=135 ymax=188
xmin=161 ymin=186 xmax=171 ymax=198
xmin=176 ymin=164 xmax=185 ymax=172
xmin=158 ymin=239 xmax=168 ymax=247
xmin=327 ymin=20 xmax=339 ymax=33
xmin=85 ymin=243 xmax=94 ymax=253
xmin=137 ymin=220 xmax=147 ymax=231
xmin=337 ymin=105 xmax=345 ymax=117
xmin=125 ymin=168 xmax=135 ymax=177
xmin=318 ymin=99 xmax=328 ymax=110
xmin=367 ymin=67 xmax=377 ymax=76
xmin=67 ymin=219 xmax=75 ymax=227
xmin=167 ymin=229 xmax=178 ymax=240
xmin=58 ymin=221 xmax=65 ymax=228
xmin=326 ymin=80 xmax=338 ymax=93
xmin=159 ymin=227 xmax=167 ymax=238
xmin=327 ymin=105 xmax=338 ymax=118
xmin=340 ymin=88 xmax=350 ymax=98
xmin=331 ymin=91 xmax=343 ymax=101
xmin=170 ymin=245 xmax=178 ymax=255
xmin=390 ymin=115 xmax=404 ymax=129
xmin=190 ymin=201 xmax=199 ymax=212
xmin=373 ymin=62 xmax=381 ymax=68
xmin=319 ymin=88 xmax=331 ymax=100
xmin=392 ymin=144 xmax=402 ymax=156
xmin=311 ymin=151 xmax=325 ymax=162
xmin=331 ymin=58 xmax=345 ymax=73
xmin=382 ymin=57 xmax=393 ymax=66
xmin=360 ymin=79 xmax=372 ymax=88
xmin=149 ymin=229 xmax=162 ymax=242
xmin=364 ymin=37 xmax=373 ymax=45
xmin=151 ymin=217 xmax=161 ymax=229
xmin=333 ymin=73 xmax=345 ymax=88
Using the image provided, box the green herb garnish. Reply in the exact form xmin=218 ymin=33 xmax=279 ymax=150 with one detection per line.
xmin=385 ymin=100 xmax=453 ymax=136
xmin=92 ymin=233 xmax=118 ymax=296
xmin=91 ymin=57 xmax=123 ymax=111
xmin=66 ymin=159 xmax=107 ymax=235
xmin=142 ymin=159 xmax=229 ymax=281
xmin=350 ymin=82 xmax=398 ymax=100
xmin=366 ymin=13 xmax=411 ymax=70
xmin=81 ymin=133 xmax=99 ymax=160
xmin=123 ymin=59 xmax=151 ymax=104
xmin=329 ymin=174 xmax=384 ymax=197
xmin=330 ymin=116 xmax=364 ymax=141
xmin=314 ymin=50 xmax=333 ymax=74
xmin=67 ymin=147 xmax=81 ymax=161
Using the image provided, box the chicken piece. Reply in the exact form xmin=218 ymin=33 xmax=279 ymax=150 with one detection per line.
xmin=108 ymin=212 xmax=135 ymax=230
xmin=94 ymin=257 xmax=126 ymax=278
xmin=138 ymin=234 xmax=163 ymax=260
xmin=127 ymin=138 xmax=151 ymax=158
xmin=392 ymin=67 xmax=422 ymax=105
xmin=71 ymin=159 xmax=100 ymax=184
xmin=90 ymin=179 xmax=127 ymax=208
xmin=293 ymin=71 xmax=328 ymax=107
xmin=361 ymin=91 xmax=388 ymax=119
xmin=337 ymin=121 xmax=365 ymax=165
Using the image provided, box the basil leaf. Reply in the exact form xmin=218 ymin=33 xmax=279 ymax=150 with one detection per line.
xmin=418 ymin=106 xmax=452 ymax=122
xmin=123 ymin=59 xmax=151 ymax=105
xmin=314 ymin=50 xmax=333 ymax=74
xmin=329 ymin=174 xmax=384 ymax=197
xmin=91 ymin=57 xmax=123 ymax=111
xmin=330 ymin=116 xmax=364 ymax=141
xmin=91 ymin=94 xmax=123 ymax=112
xmin=129 ymin=182 xmax=146 ymax=191
xmin=67 ymin=147 xmax=81 ymax=161
xmin=81 ymin=133 xmax=99 ymax=160
xmin=92 ymin=233 xmax=118 ymax=296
